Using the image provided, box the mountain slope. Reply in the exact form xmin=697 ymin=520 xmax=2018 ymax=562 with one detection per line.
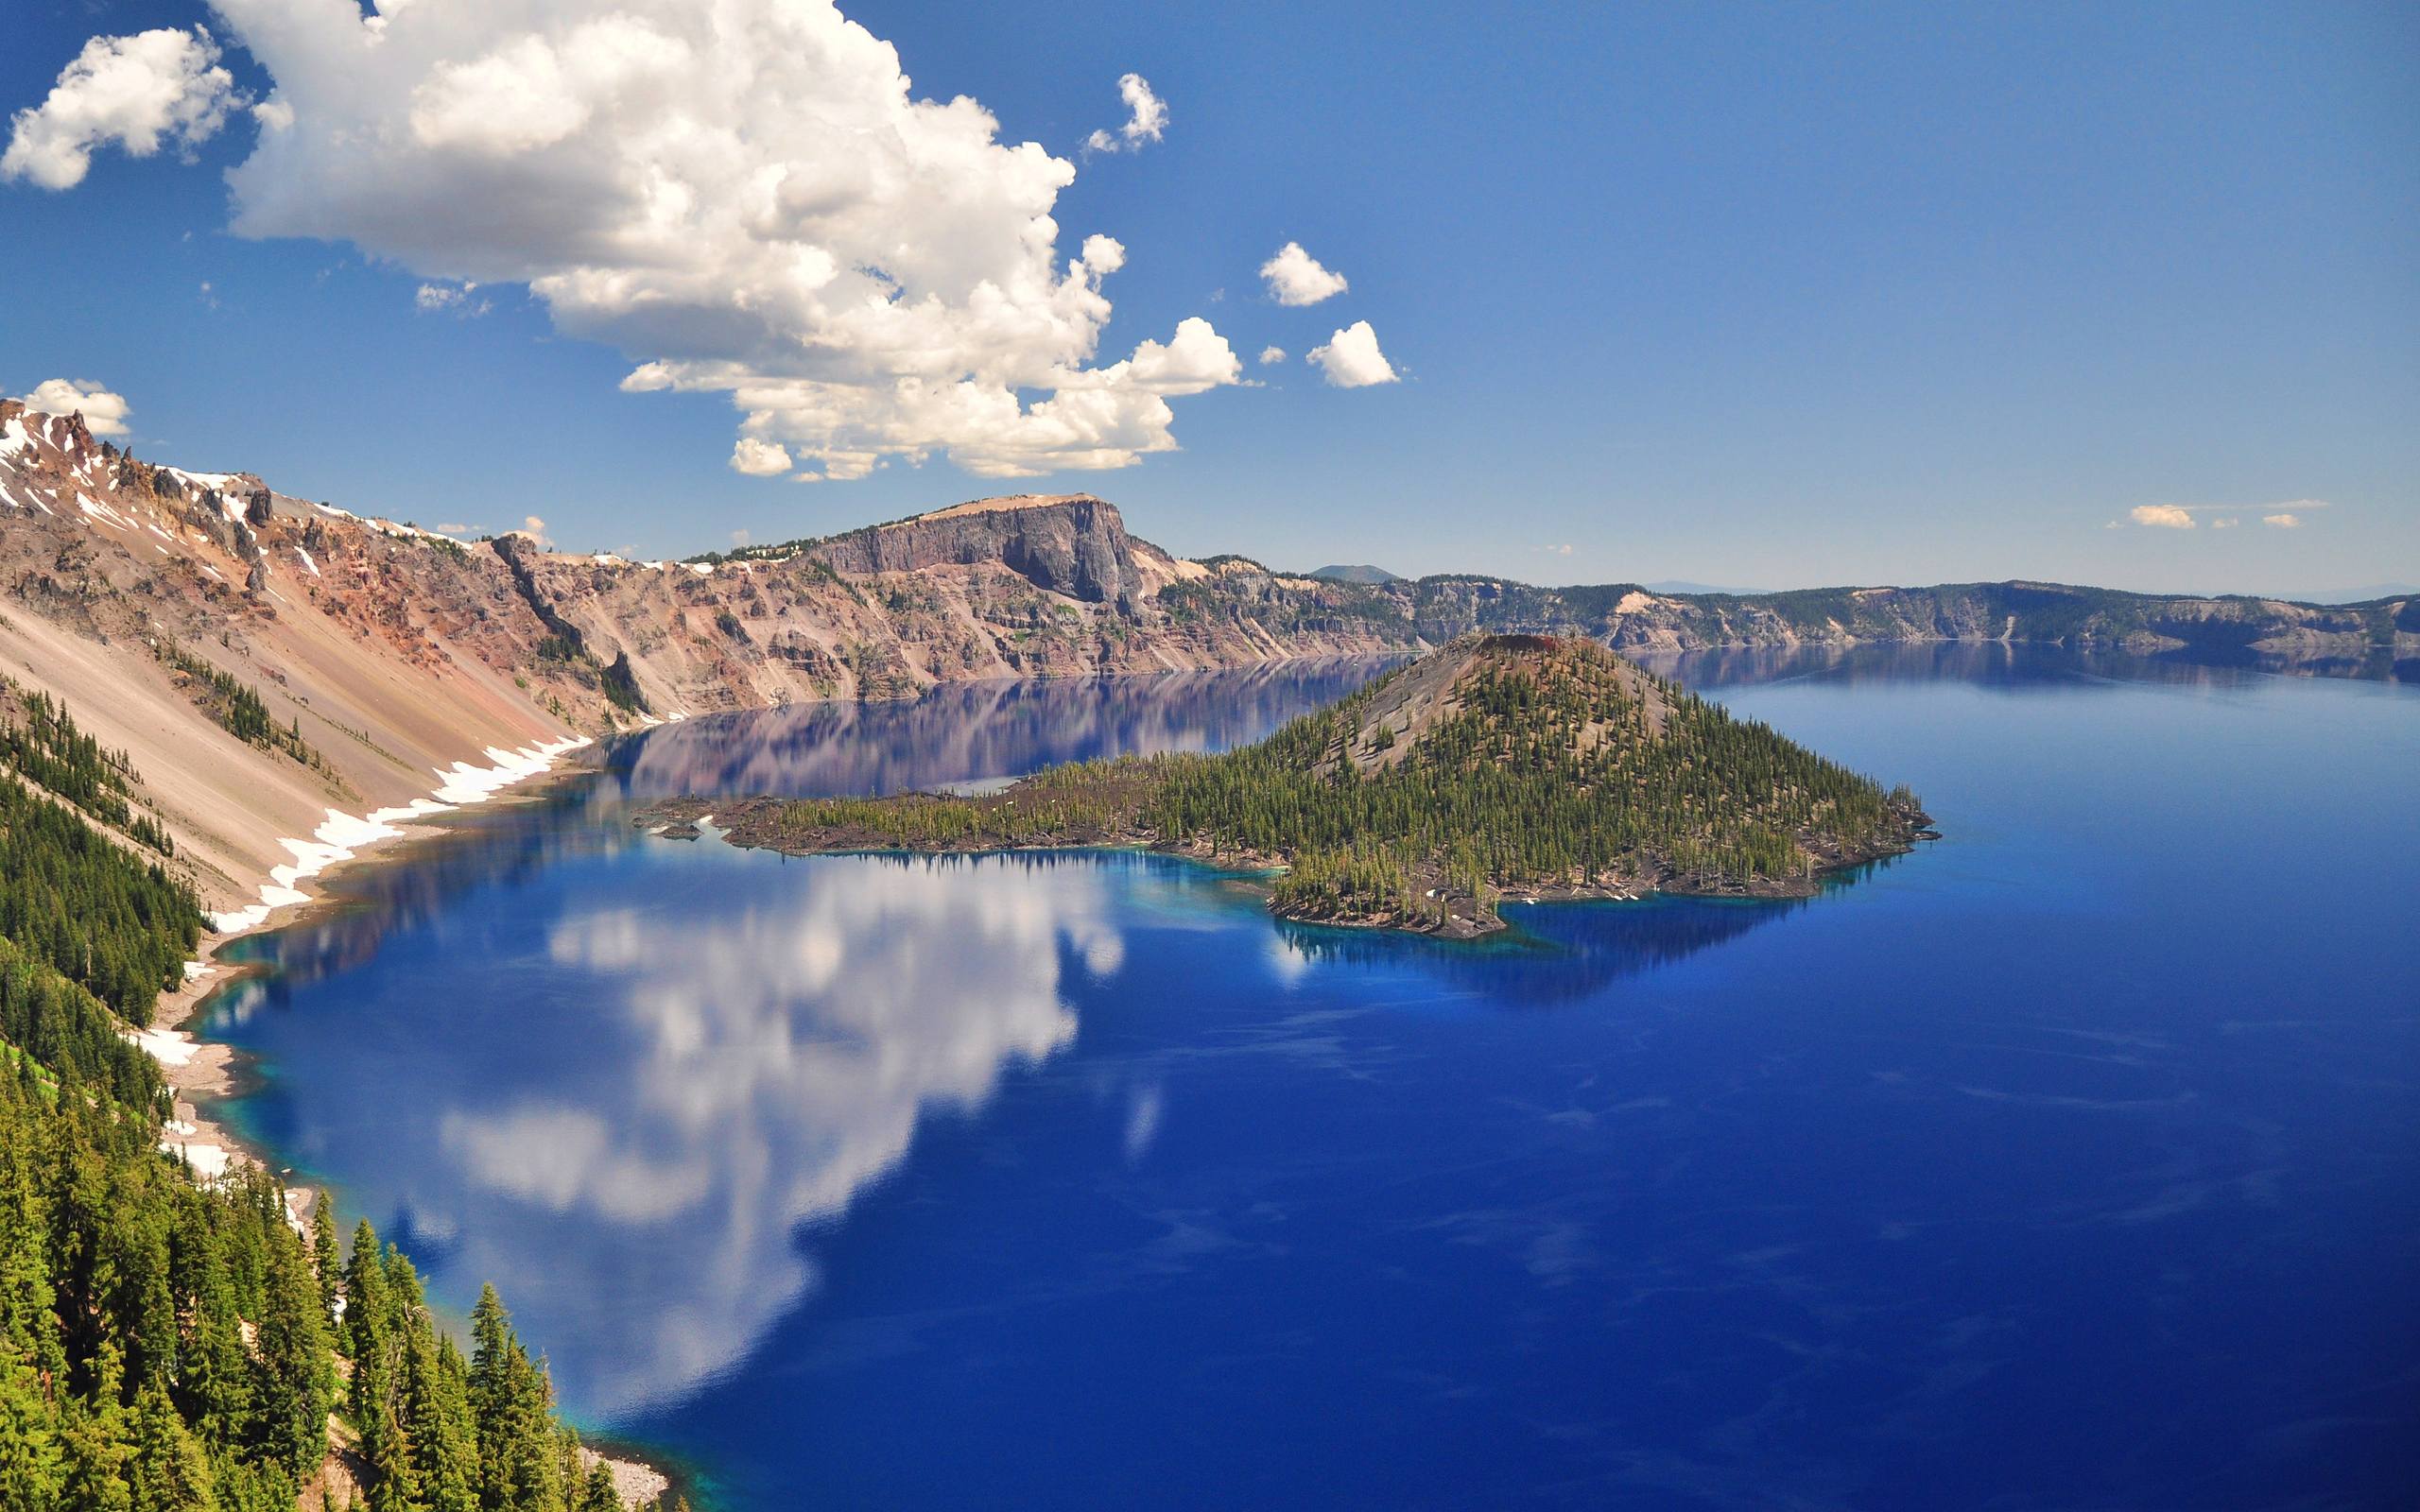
xmin=0 ymin=401 xmax=1392 ymax=928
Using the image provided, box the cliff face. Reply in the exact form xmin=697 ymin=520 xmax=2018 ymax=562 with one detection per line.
xmin=4 ymin=395 xmax=2411 ymax=919
xmin=0 ymin=402 xmax=1396 ymax=920
xmin=502 ymin=504 xmax=1392 ymax=718
xmin=805 ymin=494 xmax=1152 ymax=610
xmin=1384 ymin=576 xmax=2417 ymax=671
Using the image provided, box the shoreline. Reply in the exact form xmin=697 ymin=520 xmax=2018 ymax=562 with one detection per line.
xmin=636 ymin=795 xmax=1933 ymax=941
xmin=147 ymin=734 xmax=606 ymax=1184
xmin=124 ymin=735 xmax=682 ymax=1508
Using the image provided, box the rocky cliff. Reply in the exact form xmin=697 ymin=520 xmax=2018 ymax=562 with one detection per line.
xmin=0 ymin=400 xmax=1395 ymax=925
xmin=1379 ymin=576 xmax=2418 ymax=676
xmin=4 ymin=394 xmax=2411 ymax=926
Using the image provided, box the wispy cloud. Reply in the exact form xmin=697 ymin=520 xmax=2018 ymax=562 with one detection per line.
xmin=2111 ymin=499 xmax=2329 ymax=531
xmin=415 ymin=281 xmax=491 ymax=318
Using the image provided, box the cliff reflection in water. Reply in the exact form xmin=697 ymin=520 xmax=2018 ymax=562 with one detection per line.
xmin=1640 ymin=637 xmax=2419 ymax=692
xmin=214 ymin=658 xmax=1397 ymax=1015
xmin=604 ymin=656 xmax=1400 ymax=801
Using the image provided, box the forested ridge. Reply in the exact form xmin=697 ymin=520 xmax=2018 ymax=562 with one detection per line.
xmin=730 ymin=635 xmax=1929 ymax=936
xmin=1 ymin=695 xmax=682 ymax=1511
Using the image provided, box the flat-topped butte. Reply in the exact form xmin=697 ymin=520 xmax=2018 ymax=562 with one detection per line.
xmin=640 ymin=635 xmax=1935 ymax=937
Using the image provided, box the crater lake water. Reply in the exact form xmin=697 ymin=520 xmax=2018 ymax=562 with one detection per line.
xmin=199 ymin=648 xmax=2419 ymax=1510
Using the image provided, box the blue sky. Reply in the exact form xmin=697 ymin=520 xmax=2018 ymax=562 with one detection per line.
xmin=4 ymin=1 xmax=2413 ymax=594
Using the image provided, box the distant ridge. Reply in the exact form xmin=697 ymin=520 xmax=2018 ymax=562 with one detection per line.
xmin=2267 ymin=583 xmax=2419 ymax=606
xmin=1309 ymin=563 xmax=1402 ymax=584
xmin=1642 ymin=579 xmax=1772 ymax=596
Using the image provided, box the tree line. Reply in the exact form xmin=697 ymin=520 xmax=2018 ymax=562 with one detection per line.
xmin=762 ymin=635 xmax=1925 ymax=931
xmin=1 ymin=720 xmax=686 ymax=1510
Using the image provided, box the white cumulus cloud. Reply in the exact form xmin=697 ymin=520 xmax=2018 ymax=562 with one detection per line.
xmin=2129 ymin=504 xmax=2197 ymax=530
xmin=14 ymin=4 xmax=1240 ymax=481
xmin=414 ymin=281 xmax=489 ymax=317
xmin=730 ymin=438 xmax=793 ymax=477
xmin=1257 ymin=345 xmax=1286 ymax=365
xmin=2 ymin=27 xmax=243 ymax=190
xmin=2262 ymin=512 xmax=2304 ymax=529
xmin=16 ymin=378 xmax=132 ymax=436
xmin=1260 ymin=241 xmax=1349 ymax=305
xmin=1306 ymin=320 xmax=1398 ymax=388
xmin=1083 ymin=73 xmax=1167 ymax=155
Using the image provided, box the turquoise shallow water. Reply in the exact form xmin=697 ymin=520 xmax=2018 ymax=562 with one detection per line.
xmin=205 ymin=648 xmax=2420 ymax=1509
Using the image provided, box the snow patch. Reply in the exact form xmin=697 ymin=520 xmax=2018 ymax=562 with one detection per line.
xmin=123 ymin=1026 xmax=199 ymax=1066
xmin=207 ymin=736 xmax=592 ymax=935
xmin=431 ymin=734 xmax=592 ymax=804
xmin=164 ymin=468 xmax=241 ymax=498
xmin=295 ymin=547 xmax=320 ymax=576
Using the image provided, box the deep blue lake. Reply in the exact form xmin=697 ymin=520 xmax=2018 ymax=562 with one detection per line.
xmin=201 ymin=647 xmax=2420 ymax=1510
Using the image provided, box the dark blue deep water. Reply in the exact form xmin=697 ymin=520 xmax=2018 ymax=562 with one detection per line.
xmin=202 ymin=648 xmax=2420 ymax=1510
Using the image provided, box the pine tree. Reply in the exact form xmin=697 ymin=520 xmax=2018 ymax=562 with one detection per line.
xmin=400 ymin=1328 xmax=477 ymax=1512
xmin=342 ymin=1222 xmax=389 ymax=1426
xmin=128 ymin=1381 xmax=216 ymax=1512
xmin=0 ymin=1349 xmax=65 ymax=1512
xmin=250 ymin=1235 xmax=333 ymax=1480
xmin=308 ymin=1201 xmax=340 ymax=1329
xmin=577 ymin=1461 xmax=620 ymax=1512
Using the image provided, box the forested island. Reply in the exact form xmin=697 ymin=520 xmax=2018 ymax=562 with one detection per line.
xmin=646 ymin=635 xmax=1933 ymax=936
xmin=0 ymin=686 xmax=681 ymax=1511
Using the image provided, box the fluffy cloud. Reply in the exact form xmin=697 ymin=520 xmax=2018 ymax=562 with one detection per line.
xmin=16 ymin=378 xmax=132 ymax=436
xmin=1083 ymin=73 xmax=1167 ymax=155
xmin=15 ymin=4 xmax=1239 ymax=481
xmin=1260 ymin=241 xmax=1349 ymax=305
xmin=1307 ymin=320 xmax=1398 ymax=387
xmin=2129 ymin=504 xmax=2197 ymax=530
xmin=2263 ymin=512 xmax=2304 ymax=529
xmin=1 ymin=28 xmax=243 ymax=190
xmin=730 ymin=438 xmax=793 ymax=477
xmin=414 ymin=281 xmax=489 ymax=317
xmin=1257 ymin=345 xmax=1286 ymax=365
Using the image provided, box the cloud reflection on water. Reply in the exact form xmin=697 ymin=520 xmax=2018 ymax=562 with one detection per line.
xmin=424 ymin=852 xmax=1119 ymax=1412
